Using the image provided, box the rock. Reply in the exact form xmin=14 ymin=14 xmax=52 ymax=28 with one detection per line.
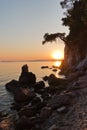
xmin=47 ymin=94 xmax=70 ymax=109
xmin=5 ymin=80 xmax=20 ymax=92
xmin=31 ymin=97 xmax=41 ymax=106
xmin=15 ymin=117 xmax=41 ymax=130
xmin=0 ymin=117 xmax=15 ymax=130
xmin=67 ymin=71 xmax=85 ymax=81
xmin=52 ymin=69 xmax=57 ymax=72
xmin=19 ymin=64 xmax=36 ymax=85
xmin=41 ymin=66 xmax=49 ymax=69
xmin=15 ymin=117 xmax=33 ymax=130
xmin=34 ymin=81 xmax=45 ymax=92
xmin=48 ymin=124 xmax=58 ymax=130
xmin=0 ymin=111 xmax=8 ymax=122
xmin=41 ymin=92 xmax=51 ymax=101
xmin=42 ymin=76 xmax=48 ymax=81
xmin=40 ymin=107 xmax=52 ymax=121
xmin=57 ymin=106 xmax=67 ymax=113
xmin=78 ymin=74 xmax=87 ymax=83
xmin=21 ymin=64 xmax=28 ymax=73
xmin=48 ymin=74 xmax=68 ymax=86
xmin=72 ymin=74 xmax=87 ymax=89
xmin=29 ymin=96 xmax=45 ymax=111
xmin=18 ymin=106 xmax=37 ymax=117
xmin=14 ymin=88 xmax=36 ymax=103
xmin=10 ymin=103 xmax=22 ymax=111
xmin=76 ymin=57 xmax=87 ymax=71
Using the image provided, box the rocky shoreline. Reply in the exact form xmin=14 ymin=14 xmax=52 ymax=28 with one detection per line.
xmin=1 ymin=61 xmax=87 ymax=130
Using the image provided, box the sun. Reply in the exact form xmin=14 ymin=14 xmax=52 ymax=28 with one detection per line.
xmin=51 ymin=50 xmax=64 ymax=60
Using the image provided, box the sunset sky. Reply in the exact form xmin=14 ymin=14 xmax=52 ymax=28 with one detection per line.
xmin=0 ymin=0 xmax=68 ymax=61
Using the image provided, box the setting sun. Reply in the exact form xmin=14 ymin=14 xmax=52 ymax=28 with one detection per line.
xmin=52 ymin=50 xmax=64 ymax=60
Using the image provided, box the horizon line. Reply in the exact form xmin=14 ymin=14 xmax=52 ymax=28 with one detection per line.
xmin=0 ymin=59 xmax=63 ymax=62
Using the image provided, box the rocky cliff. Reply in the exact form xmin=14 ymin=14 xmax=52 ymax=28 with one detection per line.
xmin=61 ymin=43 xmax=87 ymax=74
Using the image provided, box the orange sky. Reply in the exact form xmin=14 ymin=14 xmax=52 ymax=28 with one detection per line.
xmin=0 ymin=0 xmax=68 ymax=61
xmin=0 ymin=41 xmax=65 ymax=61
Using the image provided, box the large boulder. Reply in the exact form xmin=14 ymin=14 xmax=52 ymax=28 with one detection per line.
xmin=48 ymin=74 xmax=68 ymax=86
xmin=14 ymin=87 xmax=36 ymax=103
xmin=67 ymin=70 xmax=84 ymax=81
xmin=15 ymin=117 xmax=41 ymax=130
xmin=5 ymin=80 xmax=20 ymax=93
xmin=18 ymin=106 xmax=37 ymax=117
xmin=47 ymin=94 xmax=70 ymax=109
xmin=34 ymin=81 xmax=45 ymax=93
xmin=19 ymin=64 xmax=36 ymax=85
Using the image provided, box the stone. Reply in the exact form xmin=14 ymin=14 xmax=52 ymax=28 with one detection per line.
xmin=57 ymin=106 xmax=67 ymax=113
xmin=47 ymin=94 xmax=70 ymax=109
xmin=42 ymin=76 xmax=48 ymax=81
xmin=15 ymin=117 xmax=33 ymax=130
xmin=15 ymin=116 xmax=41 ymax=130
xmin=31 ymin=97 xmax=41 ymax=106
xmin=19 ymin=64 xmax=36 ymax=85
xmin=5 ymin=80 xmax=20 ymax=92
xmin=18 ymin=106 xmax=37 ymax=117
xmin=48 ymin=124 xmax=58 ymax=130
xmin=21 ymin=64 xmax=28 ymax=73
xmin=52 ymin=69 xmax=57 ymax=72
xmin=34 ymin=81 xmax=45 ymax=92
xmin=40 ymin=107 xmax=52 ymax=121
xmin=14 ymin=88 xmax=36 ymax=102
xmin=76 ymin=57 xmax=87 ymax=71
xmin=67 ymin=71 xmax=84 ymax=81
xmin=41 ymin=66 xmax=49 ymax=69
xmin=48 ymin=74 xmax=68 ymax=86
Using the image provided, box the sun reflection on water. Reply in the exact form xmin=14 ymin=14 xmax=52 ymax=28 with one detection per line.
xmin=53 ymin=61 xmax=65 ymax=78
xmin=53 ymin=61 xmax=62 ymax=67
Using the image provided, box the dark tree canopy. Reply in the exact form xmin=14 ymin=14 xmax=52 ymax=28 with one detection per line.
xmin=42 ymin=0 xmax=87 ymax=47
xmin=62 ymin=0 xmax=87 ymax=45
xmin=42 ymin=33 xmax=66 ymax=44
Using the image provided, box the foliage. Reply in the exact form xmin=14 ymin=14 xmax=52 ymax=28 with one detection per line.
xmin=42 ymin=33 xmax=66 ymax=44
xmin=61 ymin=0 xmax=87 ymax=45
xmin=42 ymin=0 xmax=87 ymax=47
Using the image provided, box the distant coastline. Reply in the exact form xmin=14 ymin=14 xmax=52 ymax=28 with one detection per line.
xmin=0 ymin=59 xmax=63 ymax=62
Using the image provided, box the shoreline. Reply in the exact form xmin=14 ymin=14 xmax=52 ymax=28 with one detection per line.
xmin=1 ymin=63 xmax=87 ymax=130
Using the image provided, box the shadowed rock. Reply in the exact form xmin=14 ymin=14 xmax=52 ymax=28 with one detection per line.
xmin=5 ymin=80 xmax=20 ymax=92
xmin=14 ymin=88 xmax=36 ymax=103
xmin=19 ymin=64 xmax=36 ymax=85
xmin=48 ymin=74 xmax=68 ymax=86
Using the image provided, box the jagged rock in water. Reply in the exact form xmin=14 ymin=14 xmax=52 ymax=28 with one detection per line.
xmin=19 ymin=64 xmax=36 ymax=85
xmin=5 ymin=80 xmax=20 ymax=93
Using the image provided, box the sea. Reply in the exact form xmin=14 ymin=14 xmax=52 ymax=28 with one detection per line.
xmin=0 ymin=61 xmax=64 ymax=114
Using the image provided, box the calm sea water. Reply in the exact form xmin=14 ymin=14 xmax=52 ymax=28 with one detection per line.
xmin=0 ymin=61 xmax=64 ymax=113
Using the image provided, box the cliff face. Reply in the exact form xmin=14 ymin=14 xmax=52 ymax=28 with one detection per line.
xmin=61 ymin=43 xmax=87 ymax=72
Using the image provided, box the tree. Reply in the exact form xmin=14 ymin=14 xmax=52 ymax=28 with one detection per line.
xmin=61 ymin=0 xmax=87 ymax=46
xmin=42 ymin=33 xmax=66 ymax=44
xmin=42 ymin=0 xmax=87 ymax=68
xmin=42 ymin=0 xmax=87 ymax=45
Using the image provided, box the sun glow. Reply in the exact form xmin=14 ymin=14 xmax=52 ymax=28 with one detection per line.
xmin=54 ymin=61 xmax=61 ymax=67
xmin=52 ymin=50 xmax=64 ymax=60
